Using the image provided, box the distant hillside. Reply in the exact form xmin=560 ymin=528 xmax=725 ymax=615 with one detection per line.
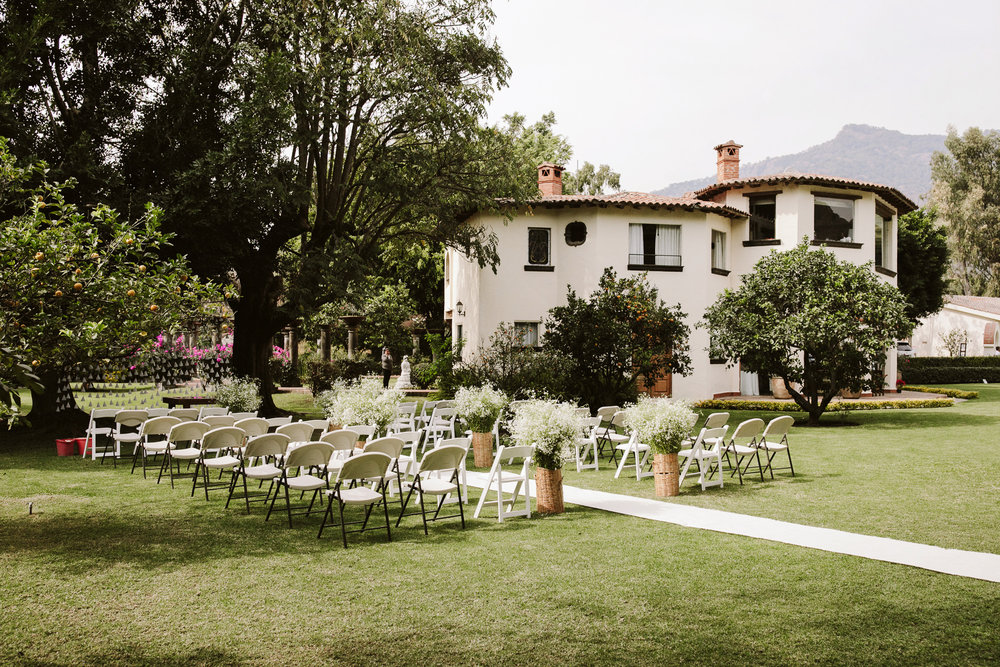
xmin=654 ymin=124 xmax=945 ymax=204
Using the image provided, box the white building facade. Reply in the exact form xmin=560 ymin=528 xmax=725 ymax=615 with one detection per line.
xmin=911 ymin=296 xmax=1000 ymax=357
xmin=445 ymin=142 xmax=916 ymax=400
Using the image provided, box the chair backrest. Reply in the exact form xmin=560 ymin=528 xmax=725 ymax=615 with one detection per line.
xmin=596 ymin=405 xmax=620 ymax=421
xmin=320 ymin=429 xmax=360 ymax=452
xmin=497 ymin=444 xmax=534 ymax=464
xmin=302 ymin=419 xmax=331 ymax=436
xmin=265 ymin=416 xmax=293 ymax=428
xmin=168 ymin=408 xmax=200 ymax=421
xmin=284 ymin=442 xmax=335 ymax=469
xmin=146 ymin=408 xmax=169 ymax=417
xmin=198 ymin=406 xmax=229 ymax=419
xmin=703 ymin=412 xmax=730 ymax=429
xmin=418 ymin=445 xmax=466 ymax=473
xmin=202 ymin=427 xmax=246 ymax=452
xmin=276 ymin=422 xmax=315 ymax=443
xmin=435 ymin=435 xmax=471 ymax=451
xmin=115 ymin=409 xmax=148 ymax=428
xmin=392 ymin=430 xmax=424 ymax=447
xmin=420 ymin=400 xmax=439 ymax=418
xmin=396 ymin=402 xmax=417 ymax=416
xmin=730 ymin=418 xmax=765 ymax=443
xmin=610 ymin=411 xmax=628 ymax=428
xmin=244 ymin=433 xmax=291 ymax=459
xmin=762 ymin=415 xmax=794 ymax=440
xmin=693 ymin=425 xmax=729 ymax=452
xmin=229 ymin=411 xmax=259 ymax=420
xmin=435 ymin=400 xmax=455 ymax=410
xmin=141 ymin=416 xmax=183 ymax=438
xmin=574 ymin=406 xmax=592 ymax=416
xmin=90 ymin=408 xmax=119 ymax=422
xmin=345 ymin=424 xmax=376 ymax=438
xmin=235 ymin=417 xmax=269 ymax=438
xmin=337 ymin=452 xmax=391 ymax=483
xmin=364 ymin=436 xmax=404 ymax=458
xmin=169 ymin=421 xmax=212 ymax=444
xmin=429 ymin=407 xmax=456 ymax=424
xmin=580 ymin=416 xmax=602 ymax=431
xmin=203 ymin=415 xmax=237 ymax=428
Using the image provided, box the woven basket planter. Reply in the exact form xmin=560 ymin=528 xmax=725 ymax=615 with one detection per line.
xmin=652 ymin=453 xmax=680 ymax=497
xmin=471 ymin=432 xmax=493 ymax=468
xmin=535 ymin=467 xmax=564 ymax=514
xmin=329 ymin=423 xmax=342 ymax=432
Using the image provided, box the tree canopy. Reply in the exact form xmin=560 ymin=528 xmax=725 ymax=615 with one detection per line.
xmin=703 ymin=241 xmax=912 ymax=425
xmin=896 ymin=208 xmax=949 ymax=323
xmin=544 ymin=268 xmax=691 ymax=409
xmin=0 ymin=140 xmax=216 ymax=420
xmin=930 ymin=126 xmax=1000 ymax=296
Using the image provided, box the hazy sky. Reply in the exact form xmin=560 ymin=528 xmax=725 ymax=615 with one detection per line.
xmin=485 ymin=0 xmax=1000 ymax=192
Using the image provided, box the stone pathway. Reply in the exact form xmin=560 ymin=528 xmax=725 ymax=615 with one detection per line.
xmin=465 ymin=472 xmax=1000 ymax=583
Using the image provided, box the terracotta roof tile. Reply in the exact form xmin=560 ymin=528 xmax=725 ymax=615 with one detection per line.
xmin=944 ymin=295 xmax=1000 ymax=317
xmin=694 ymin=173 xmax=917 ymax=213
xmin=520 ymin=192 xmax=748 ymax=219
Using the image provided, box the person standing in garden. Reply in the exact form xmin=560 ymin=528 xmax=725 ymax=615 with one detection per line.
xmin=381 ymin=347 xmax=393 ymax=389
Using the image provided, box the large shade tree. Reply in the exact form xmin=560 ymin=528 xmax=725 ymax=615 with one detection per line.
xmin=544 ymin=268 xmax=691 ymax=409
xmin=703 ymin=241 xmax=912 ymax=426
xmin=121 ymin=0 xmax=535 ymax=413
xmin=0 ymin=142 xmax=217 ymax=421
xmin=930 ymin=126 xmax=1000 ymax=296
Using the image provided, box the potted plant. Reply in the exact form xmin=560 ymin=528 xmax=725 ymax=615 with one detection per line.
xmin=322 ymin=377 xmax=402 ymax=447
xmin=507 ymin=399 xmax=582 ymax=514
xmin=622 ymin=397 xmax=697 ymax=497
xmin=213 ymin=376 xmax=263 ymax=412
xmin=896 ymin=379 xmax=906 ymax=394
xmin=454 ymin=384 xmax=508 ymax=467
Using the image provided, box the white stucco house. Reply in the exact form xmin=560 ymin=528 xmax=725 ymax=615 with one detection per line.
xmin=444 ymin=141 xmax=917 ymax=400
xmin=911 ymin=295 xmax=1000 ymax=357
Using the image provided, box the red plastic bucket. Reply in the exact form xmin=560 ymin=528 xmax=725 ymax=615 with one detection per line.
xmin=55 ymin=438 xmax=76 ymax=456
xmin=76 ymin=437 xmax=91 ymax=456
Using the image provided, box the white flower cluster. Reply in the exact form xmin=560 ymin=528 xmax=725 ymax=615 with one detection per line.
xmin=622 ymin=397 xmax=697 ymax=454
xmin=454 ymin=384 xmax=509 ymax=432
xmin=507 ymin=399 xmax=583 ymax=469
xmin=321 ymin=377 xmax=402 ymax=431
xmin=213 ymin=376 xmax=263 ymax=412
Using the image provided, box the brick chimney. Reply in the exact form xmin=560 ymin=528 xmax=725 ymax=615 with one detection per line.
xmin=537 ymin=162 xmax=564 ymax=196
xmin=714 ymin=140 xmax=743 ymax=182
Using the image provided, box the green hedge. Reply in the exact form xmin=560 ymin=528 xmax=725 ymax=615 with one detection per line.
xmin=900 ymin=356 xmax=1000 ymax=369
xmin=904 ymin=385 xmax=979 ymax=399
xmin=901 ymin=367 xmax=1000 ymax=384
xmin=694 ymin=398 xmax=954 ymax=412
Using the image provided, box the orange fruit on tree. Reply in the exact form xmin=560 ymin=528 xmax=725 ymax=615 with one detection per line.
xmin=138 ymin=265 xmax=146 ymax=272
xmin=54 ymin=290 xmax=63 ymax=297
xmin=127 ymin=289 xmax=136 ymax=297
xmin=34 ymin=252 xmax=44 ymax=260
xmin=73 ymin=282 xmax=83 ymax=291
xmin=149 ymin=304 xmax=159 ymax=312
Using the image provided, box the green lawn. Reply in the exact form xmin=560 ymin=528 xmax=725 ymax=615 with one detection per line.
xmin=2 ymin=386 xmax=999 ymax=664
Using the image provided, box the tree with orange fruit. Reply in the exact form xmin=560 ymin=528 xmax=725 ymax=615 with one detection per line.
xmin=0 ymin=141 xmax=219 ymax=423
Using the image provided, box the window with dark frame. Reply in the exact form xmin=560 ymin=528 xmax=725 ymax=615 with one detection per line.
xmin=748 ymin=195 xmax=776 ymax=240
xmin=527 ymin=228 xmax=550 ymax=265
xmin=564 ymin=221 xmax=587 ymax=246
xmin=627 ymin=223 xmax=681 ymax=268
xmin=875 ymin=205 xmax=894 ymax=270
xmin=711 ymin=230 xmax=727 ymax=272
xmin=814 ymin=194 xmax=855 ymax=242
xmin=513 ymin=321 xmax=539 ymax=347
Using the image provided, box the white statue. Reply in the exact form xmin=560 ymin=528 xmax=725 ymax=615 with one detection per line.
xmin=397 ymin=355 xmax=412 ymax=389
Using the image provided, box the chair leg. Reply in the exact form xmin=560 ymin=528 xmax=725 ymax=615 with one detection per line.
xmin=381 ymin=486 xmax=392 ymax=543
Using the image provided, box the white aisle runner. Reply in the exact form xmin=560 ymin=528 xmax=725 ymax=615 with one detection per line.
xmin=464 ymin=472 xmax=1000 ymax=583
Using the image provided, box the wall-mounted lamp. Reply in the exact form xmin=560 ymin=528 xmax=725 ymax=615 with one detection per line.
xmin=456 ymin=301 xmax=465 ymax=316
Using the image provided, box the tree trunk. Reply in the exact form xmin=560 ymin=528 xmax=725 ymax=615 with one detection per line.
xmin=231 ymin=268 xmax=288 ymax=416
xmin=29 ymin=366 xmax=85 ymax=430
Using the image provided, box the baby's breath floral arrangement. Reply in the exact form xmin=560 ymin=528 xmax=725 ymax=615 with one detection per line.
xmin=454 ymin=384 xmax=509 ymax=433
xmin=507 ymin=399 xmax=583 ymax=469
xmin=213 ymin=376 xmax=262 ymax=412
xmin=321 ymin=377 xmax=402 ymax=432
xmin=622 ymin=397 xmax=697 ymax=454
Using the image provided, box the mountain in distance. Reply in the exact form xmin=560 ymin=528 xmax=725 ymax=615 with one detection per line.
xmin=653 ymin=124 xmax=945 ymax=204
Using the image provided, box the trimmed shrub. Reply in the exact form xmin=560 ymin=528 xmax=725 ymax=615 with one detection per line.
xmin=901 ymin=366 xmax=1000 ymax=384
xmin=306 ymin=351 xmax=381 ymax=394
xmin=900 ymin=356 xmax=1000 ymax=369
xmin=412 ymin=362 xmax=436 ymax=389
xmin=694 ymin=398 xmax=954 ymax=412
xmin=904 ymin=385 xmax=979 ymax=399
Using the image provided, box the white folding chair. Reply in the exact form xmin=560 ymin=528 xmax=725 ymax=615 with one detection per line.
xmin=131 ymin=416 xmax=182 ymax=477
xmin=198 ymin=406 xmax=229 ymax=420
xmin=758 ymin=415 xmax=795 ymax=478
xmin=363 ymin=437 xmax=406 ymax=499
xmin=432 ymin=435 xmax=471 ymax=504
xmin=226 ymin=433 xmax=290 ymax=514
xmin=344 ymin=424 xmax=376 ymax=448
xmin=229 ymin=411 xmax=259 ymax=420
xmin=395 ymin=445 xmax=467 ymax=534
xmin=301 ymin=419 xmax=331 ymax=441
xmin=84 ymin=408 xmax=118 ymax=461
xmin=318 ymin=452 xmax=393 ymax=548
xmin=110 ymin=410 xmax=148 ymax=468
xmin=276 ymin=421 xmax=315 ymax=446
xmin=602 ymin=410 xmax=632 ymax=464
xmin=387 ymin=429 xmax=423 ymax=478
xmin=723 ymin=418 xmax=766 ymax=484
xmin=594 ymin=405 xmax=622 ymax=460
xmin=202 ymin=414 xmax=237 ymax=428
xmin=319 ymin=429 xmax=359 ymax=479
xmin=614 ymin=431 xmax=652 ymax=481
xmin=266 ymin=442 xmax=335 ymax=528
xmin=168 ymin=408 xmax=200 ymax=421
xmin=679 ymin=425 xmax=728 ymax=490
xmin=388 ymin=402 xmax=417 ymax=433
xmin=191 ymin=426 xmax=244 ymax=500
xmin=423 ymin=407 xmax=457 ymax=449
xmin=265 ymin=416 xmax=293 ymax=432
xmin=415 ymin=400 xmax=439 ymax=428
xmin=473 ymin=444 xmax=534 ymax=522
xmin=234 ymin=417 xmax=269 ymax=439
xmin=574 ymin=416 xmax=602 ymax=472
xmin=158 ymin=421 xmax=212 ymax=488
xmin=146 ymin=408 xmax=170 ymax=418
